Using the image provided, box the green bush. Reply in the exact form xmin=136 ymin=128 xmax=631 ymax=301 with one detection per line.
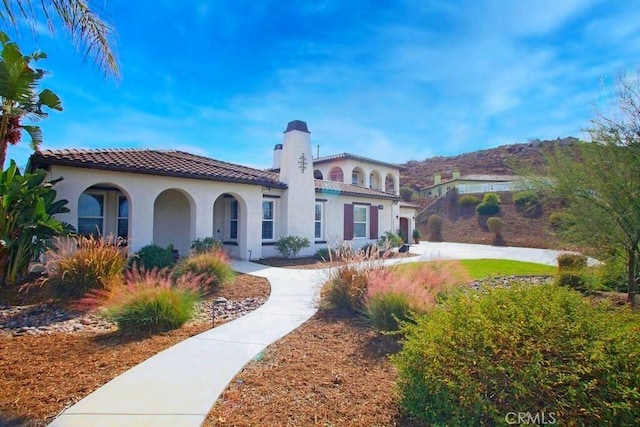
xmin=378 ymin=231 xmax=404 ymax=249
xmin=486 ymin=217 xmax=504 ymax=236
xmin=190 ymin=237 xmax=222 ymax=254
xmin=173 ymin=249 xmax=235 ymax=290
xmin=476 ymin=192 xmax=501 ymax=215
xmin=365 ymin=291 xmax=412 ymax=332
xmin=315 ymin=247 xmax=336 ymax=261
xmin=557 ymin=253 xmax=588 ymax=271
xmin=132 ymin=244 xmax=176 ymax=269
xmin=427 ymin=214 xmax=443 ymax=242
xmin=275 ymin=235 xmax=311 ymax=258
xmin=548 ymin=211 xmax=575 ymax=233
xmin=513 ymin=190 xmax=540 ymax=213
xmin=46 ymin=236 xmax=128 ymax=299
xmin=457 ymin=194 xmax=480 ymax=209
xmin=392 ymin=284 xmax=640 ymax=425
xmin=103 ymin=267 xmax=201 ymax=335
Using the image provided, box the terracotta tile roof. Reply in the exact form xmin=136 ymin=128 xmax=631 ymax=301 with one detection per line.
xmin=315 ymin=180 xmax=400 ymax=200
xmin=312 ymin=152 xmax=402 ymax=169
xmin=29 ymin=149 xmax=287 ymax=188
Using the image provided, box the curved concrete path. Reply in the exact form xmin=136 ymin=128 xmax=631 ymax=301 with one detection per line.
xmin=49 ymin=242 xmax=567 ymax=426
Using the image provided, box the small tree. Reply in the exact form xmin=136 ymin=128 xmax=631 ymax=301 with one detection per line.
xmin=275 ymin=236 xmax=310 ymax=259
xmin=399 ymin=186 xmax=415 ymax=202
xmin=487 ymin=217 xmax=505 ymax=246
xmin=542 ymin=71 xmax=640 ymax=305
xmin=427 ymin=214 xmax=443 ymax=242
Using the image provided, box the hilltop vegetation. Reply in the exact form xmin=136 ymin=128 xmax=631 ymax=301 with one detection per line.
xmin=400 ymin=137 xmax=578 ymax=190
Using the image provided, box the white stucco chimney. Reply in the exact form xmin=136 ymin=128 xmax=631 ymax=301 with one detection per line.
xmin=273 ymin=143 xmax=282 ymax=169
xmin=279 ymin=120 xmax=315 ymax=253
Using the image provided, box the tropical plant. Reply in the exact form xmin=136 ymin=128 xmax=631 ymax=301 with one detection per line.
xmin=0 ymin=32 xmax=63 ymax=168
xmin=0 ymin=160 xmax=71 ymax=285
xmin=0 ymin=1 xmax=118 ymax=76
xmin=46 ymin=235 xmax=127 ymax=299
xmin=275 ymin=235 xmax=311 ymax=259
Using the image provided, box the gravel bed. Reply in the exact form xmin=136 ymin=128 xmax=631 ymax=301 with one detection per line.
xmin=0 ymin=296 xmax=267 ymax=336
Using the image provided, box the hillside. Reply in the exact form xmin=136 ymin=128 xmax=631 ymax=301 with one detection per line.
xmin=400 ymin=137 xmax=578 ymax=190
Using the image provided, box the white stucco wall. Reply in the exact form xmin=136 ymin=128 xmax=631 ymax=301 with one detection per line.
xmin=46 ymin=165 xmax=267 ymax=260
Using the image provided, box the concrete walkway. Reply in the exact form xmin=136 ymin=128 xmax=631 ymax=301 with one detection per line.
xmin=49 ymin=242 xmax=568 ymax=426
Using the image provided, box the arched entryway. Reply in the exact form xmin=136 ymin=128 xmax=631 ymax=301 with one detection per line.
xmin=213 ymin=193 xmax=246 ymax=258
xmin=153 ymin=189 xmax=193 ymax=258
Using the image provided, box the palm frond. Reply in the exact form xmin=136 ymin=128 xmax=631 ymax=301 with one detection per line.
xmin=1 ymin=0 xmax=119 ymax=77
xmin=20 ymin=123 xmax=41 ymax=150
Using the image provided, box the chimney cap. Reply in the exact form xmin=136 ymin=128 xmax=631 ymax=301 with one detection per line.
xmin=284 ymin=120 xmax=310 ymax=133
xmin=274 ymin=143 xmax=283 ymax=150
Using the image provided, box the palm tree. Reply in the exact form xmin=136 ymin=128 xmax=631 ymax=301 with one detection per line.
xmin=0 ymin=32 xmax=62 ymax=168
xmin=0 ymin=0 xmax=118 ymax=77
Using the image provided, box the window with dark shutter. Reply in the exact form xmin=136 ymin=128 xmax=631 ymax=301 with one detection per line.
xmin=370 ymin=205 xmax=378 ymax=239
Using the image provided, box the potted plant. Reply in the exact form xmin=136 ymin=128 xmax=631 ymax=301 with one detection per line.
xmin=412 ymin=228 xmax=422 ymax=244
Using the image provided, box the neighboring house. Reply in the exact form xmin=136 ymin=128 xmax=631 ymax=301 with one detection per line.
xmin=28 ymin=120 xmax=418 ymax=260
xmin=419 ymin=172 xmax=526 ymax=198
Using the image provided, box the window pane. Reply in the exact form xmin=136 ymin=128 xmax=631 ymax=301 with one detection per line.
xmin=78 ymin=218 xmax=103 ymax=236
xmin=352 ymin=173 xmax=358 ymax=185
xmin=118 ymin=196 xmax=129 ymax=217
xmin=117 ymin=219 xmax=128 ymax=239
xmin=79 ymin=193 xmax=103 ymax=217
xmin=354 ymin=206 xmax=366 ymax=222
xmin=230 ymin=220 xmax=238 ymax=239
xmin=262 ymin=201 xmax=273 ymax=220
xmin=354 ymin=223 xmax=366 ymax=238
xmin=262 ymin=221 xmax=273 ymax=239
xmin=315 ymin=222 xmax=322 ymax=239
xmin=315 ymin=203 xmax=322 ymax=220
xmin=230 ymin=200 xmax=238 ymax=220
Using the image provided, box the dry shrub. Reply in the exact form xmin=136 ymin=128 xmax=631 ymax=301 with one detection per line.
xmin=320 ymin=244 xmax=390 ymax=316
xmin=365 ymin=261 xmax=469 ymax=331
xmin=173 ymin=248 xmax=235 ymax=290
xmin=46 ymin=235 xmax=128 ymax=300
xmin=427 ymin=214 xmax=444 ymax=241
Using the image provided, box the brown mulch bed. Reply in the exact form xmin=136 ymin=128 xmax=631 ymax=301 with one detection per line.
xmin=206 ymin=312 xmax=423 ymax=427
xmin=0 ymin=274 xmax=270 ymax=427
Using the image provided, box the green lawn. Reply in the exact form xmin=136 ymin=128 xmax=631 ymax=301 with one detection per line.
xmin=400 ymin=259 xmax=557 ymax=281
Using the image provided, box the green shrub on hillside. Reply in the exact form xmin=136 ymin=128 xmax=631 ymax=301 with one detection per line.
xmin=513 ymin=190 xmax=541 ymax=215
xmin=457 ymin=194 xmax=480 ymax=209
xmin=393 ymin=284 xmax=640 ymax=425
xmin=427 ymin=214 xmax=443 ymax=242
xmin=476 ymin=193 xmax=501 ymax=216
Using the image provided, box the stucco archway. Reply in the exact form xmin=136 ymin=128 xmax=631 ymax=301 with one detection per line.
xmin=213 ymin=192 xmax=248 ymax=259
xmin=369 ymin=170 xmax=382 ymax=190
xmin=153 ymin=189 xmax=193 ymax=258
xmin=385 ymin=173 xmax=397 ymax=193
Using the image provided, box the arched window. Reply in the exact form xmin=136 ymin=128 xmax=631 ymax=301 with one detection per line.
xmin=329 ymin=167 xmax=344 ymax=182
xmin=313 ymin=169 xmax=323 ymax=180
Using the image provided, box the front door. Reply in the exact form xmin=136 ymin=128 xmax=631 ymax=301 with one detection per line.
xmin=399 ymin=217 xmax=409 ymax=243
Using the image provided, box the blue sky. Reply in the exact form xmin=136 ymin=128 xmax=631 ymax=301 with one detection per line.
xmin=5 ymin=0 xmax=640 ymax=170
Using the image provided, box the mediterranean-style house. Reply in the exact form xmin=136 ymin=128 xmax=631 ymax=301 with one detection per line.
xmin=28 ymin=120 xmax=418 ymax=260
xmin=419 ymin=172 xmax=526 ymax=198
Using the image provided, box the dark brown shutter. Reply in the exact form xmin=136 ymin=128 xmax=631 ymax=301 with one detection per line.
xmin=370 ymin=205 xmax=378 ymax=239
xmin=343 ymin=204 xmax=354 ymax=240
